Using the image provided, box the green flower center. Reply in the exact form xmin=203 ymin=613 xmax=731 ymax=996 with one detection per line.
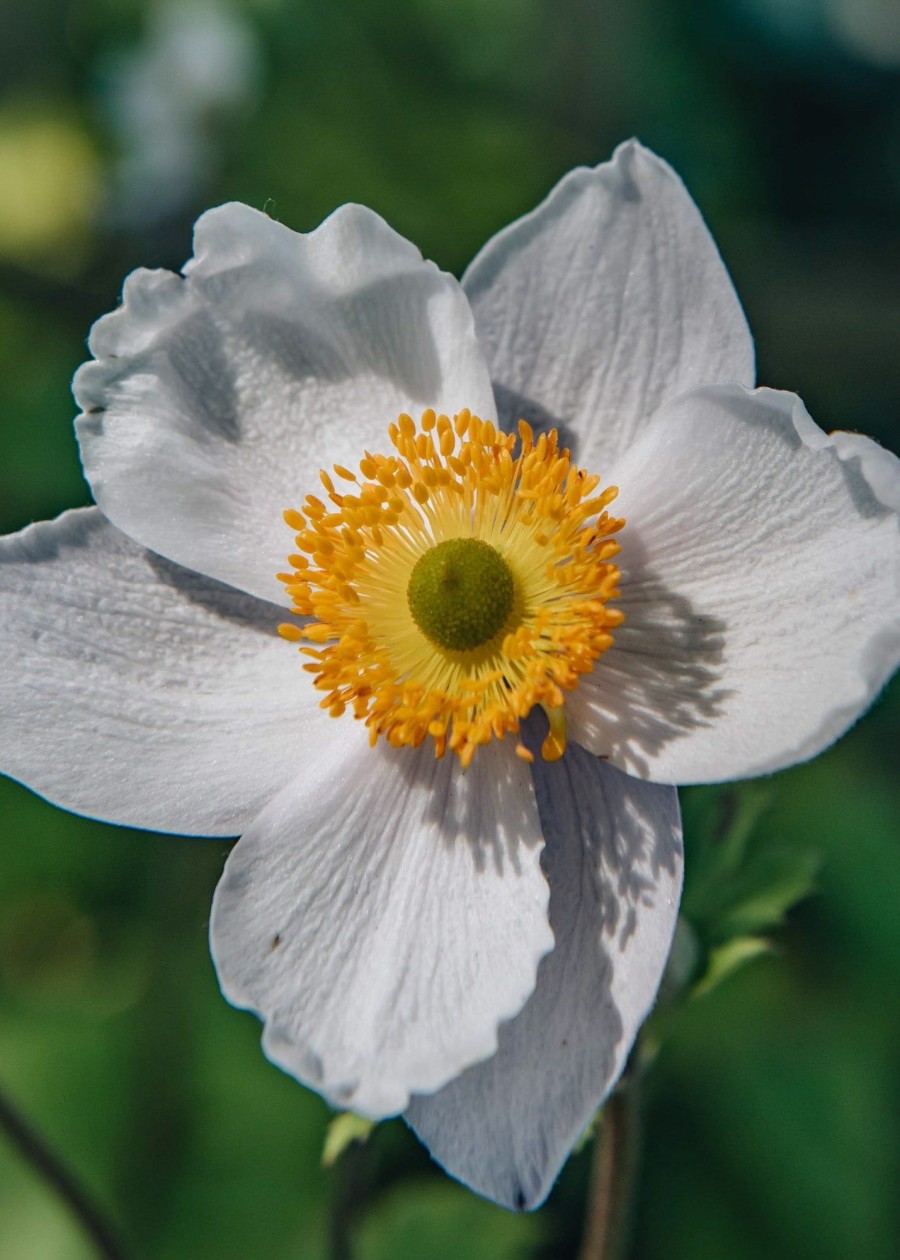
xmin=407 ymin=537 xmax=515 ymax=652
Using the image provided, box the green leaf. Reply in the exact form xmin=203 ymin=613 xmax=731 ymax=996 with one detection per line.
xmin=681 ymin=782 xmax=775 ymax=920
xmin=321 ymin=1112 xmax=375 ymax=1168
xmin=681 ymin=783 xmax=821 ymax=946
xmin=692 ymin=936 xmax=774 ymax=999
xmin=714 ymin=848 xmax=821 ymax=940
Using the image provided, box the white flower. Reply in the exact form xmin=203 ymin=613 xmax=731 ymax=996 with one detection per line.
xmin=1 ymin=141 xmax=898 ymax=1211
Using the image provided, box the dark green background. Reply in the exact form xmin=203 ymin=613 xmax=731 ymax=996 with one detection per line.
xmin=1 ymin=2 xmax=898 ymax=1257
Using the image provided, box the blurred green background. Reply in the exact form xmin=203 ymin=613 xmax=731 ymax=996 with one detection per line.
xmin=1 ymin=1 xmax=898 ymax=1257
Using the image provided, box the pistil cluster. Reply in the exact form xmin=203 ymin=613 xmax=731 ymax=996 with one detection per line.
xmin=278 ymin=408 xmax=625 ymax=766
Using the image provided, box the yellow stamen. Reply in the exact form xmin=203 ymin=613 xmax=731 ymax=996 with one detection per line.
xmin=540 ymin=704 xmax=568 ymax=762
xmin=278 ymin=410 xmax=625 ymax=765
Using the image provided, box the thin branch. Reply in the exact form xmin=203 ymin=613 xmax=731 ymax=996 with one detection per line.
xmin=0 ymin=1079 xmax=128 ymax=1260
xmin=577 ymin=1076 xmax=641 ymax=1260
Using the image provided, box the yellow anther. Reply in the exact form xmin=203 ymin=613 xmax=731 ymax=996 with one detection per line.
xmin=278 ymin=623 xmax=304 ymax=641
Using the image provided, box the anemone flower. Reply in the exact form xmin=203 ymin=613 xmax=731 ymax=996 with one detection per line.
xmin=1 ymin=141 xmax=898 ymax=1211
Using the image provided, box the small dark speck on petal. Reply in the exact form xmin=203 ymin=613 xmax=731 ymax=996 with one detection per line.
xmin=270 ymin=934 xmax=282 ymax=951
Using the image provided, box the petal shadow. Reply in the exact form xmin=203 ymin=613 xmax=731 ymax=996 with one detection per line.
xmin=406 ymin=734 xmax=682 ymax=1211
xmin=570 ymin=532 xmax=731 ymax=778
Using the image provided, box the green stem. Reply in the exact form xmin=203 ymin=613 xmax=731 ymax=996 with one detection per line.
xmin=329 ymin=1138 xmax=368 ymax=1260
xmin=0 ymin=1079 xmax=128 ymax=1260
xmin=577 ymin=1075 xmax=641 ymax=1260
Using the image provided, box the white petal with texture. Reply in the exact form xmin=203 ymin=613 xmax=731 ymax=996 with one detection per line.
xmin=406 ymin=747 xmax=682 ymax=1210
xmin=75 ymin=202 xmax=494 ymax=602
xmin=0 ymin=508 xmax=346 ymax=835
xmin=210 ymin=737 xmax=553 ymax=1117
xmin=829 ymin=429 xmax=900 ymax=511
xmin=463 ymin=140 xmax=754 ymax=470
xmin=568 ymin=385 xmax=900 ymax=782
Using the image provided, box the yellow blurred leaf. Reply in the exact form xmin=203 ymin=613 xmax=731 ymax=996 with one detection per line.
xmin=0 ymin=105 xmax=100 ymax=265
xmin=693 ymin=936 xmax=773 ymax=1000
xmin=321 ymin=1112 xmax=375 ymax=1167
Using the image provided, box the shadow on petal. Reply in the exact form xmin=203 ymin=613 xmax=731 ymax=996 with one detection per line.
xmin=146 ymin=549 xmax=288 ymax=632
xmin=492 ymin=388 xmax=731 ymax=780
xmin=197 ymin=264 xmax=454 ymax=406
xmin=406 ymin=737 xmax=682 ymax=1210
xmin=569 ymin=536 xmax=731 ymax=778
xmin=394 ymin=736 xmax=544 ymax=881
xmin=492 ymin=383 xmax=580 ymax=457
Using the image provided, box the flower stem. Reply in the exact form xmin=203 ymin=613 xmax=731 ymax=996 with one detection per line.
xmin=328 ymin=1137 xmax=368 ymax=1260
xmin=0 ymin=1079 xmax=128 ymax=1260
xmin=577 ymin=1073 xmax=641 ymax=1260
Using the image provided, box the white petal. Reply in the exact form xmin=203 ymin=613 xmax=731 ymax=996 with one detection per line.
xmin=463 ymin=140 xmax=754 ymax=470
xmin=568 ymin=386 xmax=900 ymax=783
xmin=0 ymin=508 xmax=348 ymax=835
xmin=210 ymin=736 xmax=554 ymax=1118
xmin=75 ymin=202 xmax=494 ymax=603
xmin=828 ymin=429 xmax=900 ymax=512
xmin=406 ymin=747 xmax=682 ymax=1211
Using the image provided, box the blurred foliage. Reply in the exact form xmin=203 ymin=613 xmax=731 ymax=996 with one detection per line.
xmin=0 ymin=106 xmax=99 ymax=267
xmin=1 ymin=1 xmax=899 ymax=1259
xmin=356 ymin=1180 xmax=543 ymax=1260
